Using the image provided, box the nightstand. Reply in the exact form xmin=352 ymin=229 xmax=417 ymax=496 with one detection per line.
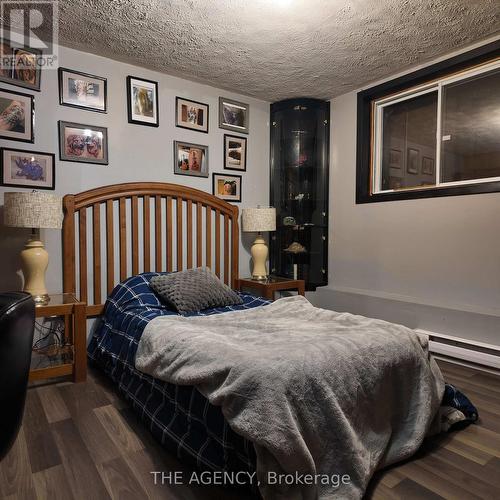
xmin=29 ymin=293 xmax=87 ymax=383
xmin=235 ymin=276 xmax=305 ymax=301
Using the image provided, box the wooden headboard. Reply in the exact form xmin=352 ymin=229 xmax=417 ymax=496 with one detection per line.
xmin=62 ymin=182 xmax=239 ymax=317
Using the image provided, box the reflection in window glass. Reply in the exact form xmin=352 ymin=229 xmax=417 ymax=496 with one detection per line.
xmin=441 ymin=69 xmax=500 ymax=183
xmin=380 ymin=91 xmax=437 ymax=191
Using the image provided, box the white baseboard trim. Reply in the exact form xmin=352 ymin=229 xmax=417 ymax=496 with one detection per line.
xmin=416 ymin=328 xmax=500 ymax=353
xmin=417 ymin=328 xmax=500 ymax=371
xmin=428 ymin=340 xmax=500 ymax=371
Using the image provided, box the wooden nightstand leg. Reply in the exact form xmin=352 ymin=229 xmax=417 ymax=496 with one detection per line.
xmin=73 ymin=303 xmax=87 ymax=383
xmin=64 ymin=316 xmax=71 ymax=344
xmin=298 ymin=283 xmax=305 ymax=296
xmin=265 ymin=289 xmax=275 ymax=301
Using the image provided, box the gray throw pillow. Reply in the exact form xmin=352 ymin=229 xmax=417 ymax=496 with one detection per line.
xmin=149 ymin=267 xmax=243 ymax=314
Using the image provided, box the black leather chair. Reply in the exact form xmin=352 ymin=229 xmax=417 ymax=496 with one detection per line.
xmin=0 ymin=292 xmax=35 ymax=461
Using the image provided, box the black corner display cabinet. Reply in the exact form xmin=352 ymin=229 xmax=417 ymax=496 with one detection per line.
xmin=269 ymin=98 xmax=330 ymax=291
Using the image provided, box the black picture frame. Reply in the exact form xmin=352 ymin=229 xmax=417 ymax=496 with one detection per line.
xmin=126 ymin=75 xmax=159 ymax=127
xmin=212 ymin=172 xmax=242 ymax=202
xmin=58 ymin=67 xmax=107 ymax=113
xmin=1 ymin=147 xmax=55 ymax=190
xmin=0 ymin=87 xmax=35 ymax=143
xmin=356 ymin=39 xmax=500 ymax=204
xmin=58 ymin=121 xmax=109 ymax=165
xmin=223 ymin=134 xmax=247 ymax=171
xmin=0 ymin=40 xmax=42 ymax=91
xmin=219 ymin=97 xmax=249 ymax=134
xmin=175 ymin=96 xmax=209 ymax=133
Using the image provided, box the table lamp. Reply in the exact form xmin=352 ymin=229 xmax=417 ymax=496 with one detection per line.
xmin=241 ymin=206 xmax=276 ymax=280
xmin=3 ymin=192 xmax=63 ymax=305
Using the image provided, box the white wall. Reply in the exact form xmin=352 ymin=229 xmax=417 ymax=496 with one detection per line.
xmin=311 ymin=39 xmax=500 ymax=348
xmin=0 ymin=44 xmax=270 ymax=294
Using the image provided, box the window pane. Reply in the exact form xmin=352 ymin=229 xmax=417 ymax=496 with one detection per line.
xmin=441 ymin=68 xmax=500 ymax=183
xmin=380 ymin=91 xmax=438 ymax=191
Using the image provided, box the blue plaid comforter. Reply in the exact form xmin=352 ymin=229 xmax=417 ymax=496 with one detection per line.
xmin=88 ymin=272 xmax=270 ymax=475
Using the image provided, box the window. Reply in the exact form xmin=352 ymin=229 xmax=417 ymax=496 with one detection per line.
xmin=376 ymin=89 xmax=438 ymax=192
xmin=356 ymin=41 xmax=500 ymax=203
xmin=441 ymin=69 xmax=500 ymax=184
xmin=372 ymin=62 xmax=500 ymax=194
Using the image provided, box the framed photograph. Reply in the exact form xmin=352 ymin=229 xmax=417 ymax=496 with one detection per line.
xmin=212 ymin=173 xmax=242 ymax=202
xmin=59 ymin=121 xmax=108 ymax=165
xmin=0 ymin=40 xmax=41 ymax=91
xmin=59 ymin=68 xmax=107 ymax=113
xmin=127 ymin=76 xmax=159 ymax=127
xmin=175 ymin=97 xmax=209 ymax=133
xmin=219 ymin=97 xmax=249 ymax=134
xmin=224 ymin=134 xmax=247 ymax=171
xmin=174 ymin=141 xmax=208 ymax=177
xmin=407 ymin=148 xmax=419 ymax=174
xmin=422 ymin=156 xmax=435 ymax=175
xmin=1 ymin=148 xmax=55 ymax=190
xmin=0 ymin=88 xmax=34 ymax=143
xmin=388 ymin=148 xmax=402 ymax=169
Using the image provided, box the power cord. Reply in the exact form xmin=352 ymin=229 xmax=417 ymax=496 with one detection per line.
xmin=32 ymin=318 xmax=73 ymax=369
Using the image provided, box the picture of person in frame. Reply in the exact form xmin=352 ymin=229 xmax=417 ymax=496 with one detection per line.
xmin=13 ymin=49 xmax=37 ymax=85
xmin=188 ymin=148 xmax=202 ymax=171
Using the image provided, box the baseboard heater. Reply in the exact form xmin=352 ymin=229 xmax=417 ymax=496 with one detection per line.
xmin=417 ymin=329 xmax=500 ymax=371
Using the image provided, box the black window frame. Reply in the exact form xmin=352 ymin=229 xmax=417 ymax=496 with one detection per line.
xmin=356 ymin=40 xmax=500 ymax=204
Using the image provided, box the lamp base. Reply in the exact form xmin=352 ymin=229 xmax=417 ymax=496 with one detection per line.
xmin=32 ymin=293 xmax=50 ymax=306
xmin=250 ymin=235 xmax=269 ymax=281
xmin=251 ymin=274 xmax=268 ymax=281
xmin=21 ymin=238 xmax=49 ymax=301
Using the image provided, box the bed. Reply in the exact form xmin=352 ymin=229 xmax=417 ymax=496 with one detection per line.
xmin=62 ymin=182 xmax=477 ymax=500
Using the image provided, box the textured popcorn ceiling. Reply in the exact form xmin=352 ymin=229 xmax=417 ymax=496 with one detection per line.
xmin=34 ymin=0 xmax=500 ymax=100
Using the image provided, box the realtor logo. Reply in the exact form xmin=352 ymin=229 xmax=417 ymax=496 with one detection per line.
xmin=0 ymin=1 xmax=59 ymax=70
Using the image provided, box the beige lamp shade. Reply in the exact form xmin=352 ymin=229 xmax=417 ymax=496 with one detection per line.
xmin=241 ymin=207 xmax=276 ymax=233
xmin=3 ymin=192 xmax=63 ymax=229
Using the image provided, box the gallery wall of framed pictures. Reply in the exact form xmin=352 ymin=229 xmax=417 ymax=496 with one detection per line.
xmin=0 ymin=36 xmax=273 ymax=294
xmin=172 ymin=93 xmax=251 ymax=202
xmin=0 ymin=36 xmax=259 ymax=205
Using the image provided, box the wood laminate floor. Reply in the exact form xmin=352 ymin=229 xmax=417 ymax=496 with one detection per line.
xmin=1 ymin=360 xmax=499 ymax=500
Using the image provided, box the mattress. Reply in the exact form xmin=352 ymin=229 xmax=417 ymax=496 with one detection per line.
xmin=87 ymin=272 xmax=269 ymax=475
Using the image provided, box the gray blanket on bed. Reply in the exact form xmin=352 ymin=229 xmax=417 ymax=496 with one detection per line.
xmin=135 ymin=295 xmax=444 ymax=499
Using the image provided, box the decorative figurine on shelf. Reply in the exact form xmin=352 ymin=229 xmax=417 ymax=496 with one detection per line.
xmin=284 ymin=241 xmax=307 ymax=254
